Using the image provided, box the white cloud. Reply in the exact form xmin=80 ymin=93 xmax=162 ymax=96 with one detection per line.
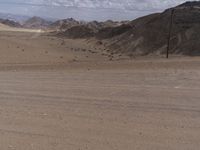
xmin=9 ymin=0 xmax=195 ymax=10
xmin=37 ymin=0 xmax=196 ymax=10
xmin=0 ymin=0 xmax=199 ymax=20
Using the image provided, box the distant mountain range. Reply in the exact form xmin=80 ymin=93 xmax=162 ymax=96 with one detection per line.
xmin=0 ymin=18 xmax=22 ymax=28
xmin=0 ymin=12 xmax=57 ymax=23
xmin=0 ymin=1 xmax=200 ymax=56
xmin=0 ymin=13 xmax=29 ymax=23
xmin=22 ymin=16 xmax=53 ymax=29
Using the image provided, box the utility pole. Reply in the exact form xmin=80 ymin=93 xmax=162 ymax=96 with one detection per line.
xmin=167 ymin=9 xmax=175 ymax=59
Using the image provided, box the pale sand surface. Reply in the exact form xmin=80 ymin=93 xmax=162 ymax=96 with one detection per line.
xmin=0 ymin=27 xmax=200 ymax=150
xmin=0 ymin=23 xmax=43 ymax=33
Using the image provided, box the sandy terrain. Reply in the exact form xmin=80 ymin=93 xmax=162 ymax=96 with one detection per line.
xmin=0 ymin=23 xmax=43 ymax=33
xmin=0 ymin=25 xmax=114 ymax=66
xmin=0 ymin=27 xmax=200 ymax=150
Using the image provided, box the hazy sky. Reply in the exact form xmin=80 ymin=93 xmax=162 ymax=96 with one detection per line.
xmin=0 ymin=0 xmax=197 ymax=21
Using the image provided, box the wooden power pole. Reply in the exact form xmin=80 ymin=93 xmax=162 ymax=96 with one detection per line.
xmin=167 ymin=9 xmax=175 ymax=59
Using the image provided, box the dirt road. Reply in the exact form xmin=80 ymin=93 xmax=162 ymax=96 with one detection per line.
xmin=0 ymin=60 xmax=199 ymax=150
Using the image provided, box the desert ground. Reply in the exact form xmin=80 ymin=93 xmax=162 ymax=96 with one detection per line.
xmin=0 ymin=25 xmax=200 ymax=150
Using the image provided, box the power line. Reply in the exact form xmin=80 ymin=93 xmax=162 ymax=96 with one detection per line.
xmin=0 ymin=2 xmax=51 ymax=7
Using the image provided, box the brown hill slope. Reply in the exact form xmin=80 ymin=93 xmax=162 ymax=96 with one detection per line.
xmin=55 ymin=1 xmax=200 ymax=56
xmin=58 ymin=25 xmax=95 ymax=38
xmin=106 ymin=2 xmax=200 ymax=56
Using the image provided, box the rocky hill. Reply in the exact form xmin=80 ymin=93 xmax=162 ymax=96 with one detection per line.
xmin=23 ymin=16 xmax=52 ymax=29
xmin=58 ymin=25 xmax=95 ymax=38
xmin=54 ymin=19 xmax=130 ymax=39
xmin=86 ymin=20 xmax=127 ymax=32
xmin=49 ymin=18 xmax=81 ymax=31
xmin=55 ymin=1 xmax=200 ymax=56
xmin=178 ymin=1 xmax=200 ymax=7
xmin=95 ymin=1 xmax=200 ymax=56
xmin=50 ymin=18 xmax=125 ymax=32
